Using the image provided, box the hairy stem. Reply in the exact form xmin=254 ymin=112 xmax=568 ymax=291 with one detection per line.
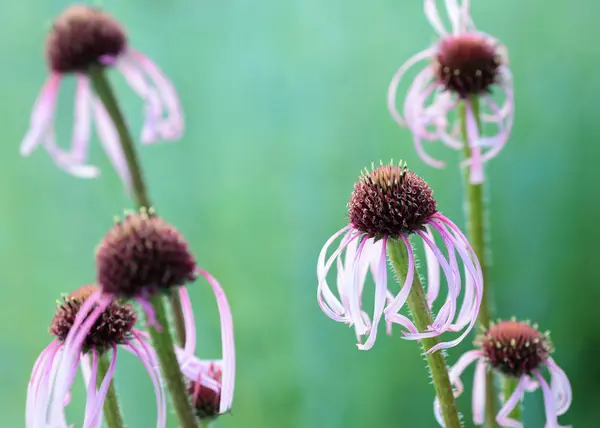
xmin=460 ymin=98 xmax=498 ymax=428
xmin=388 ymin=238 xmax=461 ymax=428
xmin=147 ymin=295 xmax=198 ymax=428
xmin=89 ymin=65 xmax=187 ymax=347
xmin=97 ymin=352 xmax=125 ymax=428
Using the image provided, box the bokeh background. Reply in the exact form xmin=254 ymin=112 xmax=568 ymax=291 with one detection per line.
xmin=1 ymin=0 xmax=598 ymax=426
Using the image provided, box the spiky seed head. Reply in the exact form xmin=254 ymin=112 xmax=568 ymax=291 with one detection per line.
xmin=96 ymin=208 xmax=197 ymax=298
xmin=348 ymin=162 xmax=437 ymax=238
xmin=46 ymin=5 xmax=127 ymax=73
xmin=50 ymin=285 xmax=137 ymax=354
xmin=436 ymin=34 xmax=502 ymax=98
xmin=478 ymin=320 xmax=554 ymax=377
xmin=189 ymin=365 xmax=222 ymax=421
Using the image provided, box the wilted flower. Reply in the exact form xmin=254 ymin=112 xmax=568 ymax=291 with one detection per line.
xmin=26 ymin=285 xmax=165 ymax=428
xmin=20 ymin=4 xmax=183 ymax=186
xmin=175 ymin=271 xmax=236 ymax=419
xmin=317 ymin=162 xmax=482 ymax=351
xmin=387 ymin=0 xmax=513 ymax=184
xmin=436 ymin=320 xmax=572 ymax=427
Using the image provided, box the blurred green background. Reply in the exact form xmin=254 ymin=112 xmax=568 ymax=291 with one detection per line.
xmin=1 ymin=0 xmax=597 ymax=426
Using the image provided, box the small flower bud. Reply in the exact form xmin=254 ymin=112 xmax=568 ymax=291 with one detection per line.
xmin=189 ymin=365 xmax=222 ymax=421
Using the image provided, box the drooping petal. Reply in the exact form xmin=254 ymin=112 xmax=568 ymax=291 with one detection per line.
xmin=179 ymin=286 xmax=196 ymax=355
xmin=317 ymin=226 xmax=354 ymax=321
xmin=472 ymin=359 xmax=487 ymax=425
xmin=546 ymin=358 xmax=572 ymax=417
xmin=424 ymin=225 xmax=441 ymax=307
xmin=71 ymin=74 xmax=93 ymax=164
xmin=384 ymin=235 xmax=415 ymax=316
xmin=496 ymin=375 xmax=526 ymax=428
xmin=197 ymin=269 xmax=236 ymax=413
xmin=425 ymin=0 xmax=449 ymax=35
xmin=82 ymin=350 xmax=100 ymax=428
xmin=125 ymin=49 xmax=184 ymax=143
xmin=92 ymin=98 xmax=133 ymax=189
xmin=387 ymin=47 xmax=437 ymax=127
xmin=128 ymin=332 xmax=167 ymax=428
xmin=85 ymin=347 xmax=118 ymax=428
xmin=357 ymin=237 xmax=388 ymax=350
xmin=26 ymin=341 xmax=62 ymax=428
xmin=533 ymin=370 xmax=571 ymax=428
xmin=21 ymin=74 xmax=61 ymax=157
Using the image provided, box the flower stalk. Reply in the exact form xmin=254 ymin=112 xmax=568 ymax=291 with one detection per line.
xmin=89 ymin=64 xmax=188 ymax=347
xmin=459 ymin=98 xmax=498 ymax=427
xmin=97 ymin=352 xmax=125 ymax=428
xmin=147 ymin=295 xmax=198 ymax=428
xmin=387 ymin=238 xmax=461 ymax=428
xmin=90 ymin=65 xmax=196 ymax=426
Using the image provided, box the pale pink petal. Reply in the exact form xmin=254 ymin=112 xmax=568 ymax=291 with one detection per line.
xmin=387 ymin=47 xmax=436 ymax=127
xmin=27 ymin=341 xmax=61 ymax=428
xmin=546 ymin=358 xmax=572 ymax=416
xmin=42 ymin=128 xmax=100 ymax=179
xmin=425 ymin=0 xmax=449 ymax=35
xmin=317 ymin=227 xmax=355 ymax=320
xmin=21 ymin=74 xmax=61 ymax=156
xmin=129 ymin=50 xmax=184 ymax=142
xmin=472 ymin=359 xmax=487 ymax=424
xmin=82 ymin=350 xmax=100 ymax=428
xmin=129 ymin=332 xmax=167 ymax=428
xmin=534 ymin=370 xmax=571 ymax=428
xmin=496 ymin=375 xmax=526 ymax=428
xmin=424 ymin=225 xmax=441 ymax=307
xmin=92 ymin=98 xmax=133 ymax=189
xmin=179 ymin=286 xmax=196 ymax=355
xmin=197 ymin=269 xmax=235 ymax=413
xmin=357 ymin=237 xmax=388 ymax=350
xmin=71 ymin=75 xmax=93 ymax=164
xmin=85 ymin=346 xmax=118 ymax=428
xmin=348 ymin=238 xmax=370 ymax=335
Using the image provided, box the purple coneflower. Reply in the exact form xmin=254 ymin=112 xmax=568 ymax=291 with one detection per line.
xmin=176 ymin=274 xmax=236 ymax=418
xmin=436 ymin=320 xmax=572 ymax=427
xmin=387 ymin=0 xmax=513 ymax=184
xmin=317 ymin=162 xmax=482 ymax=351
xmin=26 ymin=285 xmax=165 ymax=428
xmin=21 ymin=4 xmax=183 ymax=185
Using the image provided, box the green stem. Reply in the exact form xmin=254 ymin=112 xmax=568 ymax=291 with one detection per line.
xmin=147 ymin=295 xmax=198 ymax=428
xmin=199 ymin=421 xmax=212 ymax=428
xmin=97 ymin=352 xmax=125 ymax=428
xmin=503 ymin=376 xmax=522 ymax=422
xmin=459 ymin=98 xmax=498 ymax=428
xmin=89 ymin=65 xmax=187 ymax=347
xmin=387 ymin=239 xmax=461 ymax=428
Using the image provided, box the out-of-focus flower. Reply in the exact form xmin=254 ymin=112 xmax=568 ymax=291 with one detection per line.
xmin=435 ymin=319 xmax=572 ymax=427
xmin=26 ymin=285 xmax=165 ymax=428
xmin=176 ymin=272 xmax=236 ymax=418
xmin=387 ymin=0 xmax=513 ymax=184
xmin=317 ymin=161 xmax=482 ymax=351
xmin=21 ymin=4 xmax=183 ymax=186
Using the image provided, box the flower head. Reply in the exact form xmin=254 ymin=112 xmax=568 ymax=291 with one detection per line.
xmin=317 ymin=162 xmax=482 ymax=351
xmin=436 ymin=319 xmax=572 ymax=427
xmin=96 ymin=207 xmax=197 ymax=298
xmin=21 ymin=4 xmax=183 ymax=187
xmin=27 ymin=285 xmax=166 ymax=428
xmin=387 ymin=0 xmax=513 ymax=184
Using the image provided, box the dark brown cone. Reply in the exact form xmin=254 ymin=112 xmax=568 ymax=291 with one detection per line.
xmin=436 ymin=34 xmax=501 ymax=98
xmin=189 ymin=365 xmax=222 ymax=421
xmin=478 ymin=320 xmax=553 ymax=377
xmin=348 ymin=163 xmax=437 ymax=238
xmin=46 ymin=5 xmax=127 ymax=73
xmin=50 ymin=285 xmax=137 ymax=354
xmin=96 ymin=209 xmax=197 ymax=298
